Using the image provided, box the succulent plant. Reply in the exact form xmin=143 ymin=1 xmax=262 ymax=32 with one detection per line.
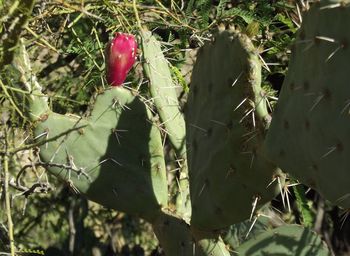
xmin=11 ymin=37 xmax=194 ymax=256
xmin=8 ymin=0 xmax=347 ymax=253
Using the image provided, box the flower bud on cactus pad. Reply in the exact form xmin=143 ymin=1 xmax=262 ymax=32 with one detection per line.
xmin=106 ymin=33 xmax=137 ymax=86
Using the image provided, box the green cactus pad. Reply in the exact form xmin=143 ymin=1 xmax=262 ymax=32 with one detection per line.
xmin=11 ymin=42 xmax=49 ymax=121
xmin=264 ymin=0 xmax=350 ymax=209
xmin=34 ymin=87 xmax=167 ymax=221
xmin=192 ymin=228 xmax=231 ymax=256
xmin=141 ymin=30 xmax=186 ymax=155
xmin=235 ymin=225 xmax=331 ymax=256
xmin=141 ymin=30 xmax=191 ymax=219
xmin=152 ymin=211 xmax=193 ymax=256
xmin=223 ymin=216 xmax=269 ymax=249
xmin=186 ymin=28 xmax=282 ymax=230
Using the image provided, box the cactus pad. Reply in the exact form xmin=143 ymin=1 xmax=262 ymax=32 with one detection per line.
xmin=34 ymin=88 xmax=167 ymax=221
xmin=186 ymin=28 xmax=282 ymax=230
xmin=235 ymin=225 xmax=331 ymax=256
xmin=152 ymin=212 xmax=193 ymax=256
xmin=141 ymin=30 xmax=191 ymax=220
xmin=265 ymin=0 xmax=350 ymax=209
xmin=141 ymin=30 xmax=186 ymax=155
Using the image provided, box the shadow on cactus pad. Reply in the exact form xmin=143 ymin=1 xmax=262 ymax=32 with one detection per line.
xmin=34 ymin=88 xmax=167 ymax=222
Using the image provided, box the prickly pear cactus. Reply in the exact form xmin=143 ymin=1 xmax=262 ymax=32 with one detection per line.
xmin=11 ymin=40 xmax=195 ymax=256
xmin=186 ymin=27 xmax=283 ymax=231
xmin=265 ymin=0 xmax=350 ymax=209
xmin=8 ymin=12 xmax=336 ymax=254
xmin=13 ymin=41 xmax=167 ymax=221
xmin=235 ymin=225 xmax=331 ymax=256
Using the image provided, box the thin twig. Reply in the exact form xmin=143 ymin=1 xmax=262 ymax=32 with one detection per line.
xmin=0 ymin=125 xmax=86 ymax=155
xmin=3 ymin=127 xmax=15 ymax=256
xmin=133 ymin=0 xmax=142 ymax=30
xmin=0 ymin=80 xmax=25 ymax=120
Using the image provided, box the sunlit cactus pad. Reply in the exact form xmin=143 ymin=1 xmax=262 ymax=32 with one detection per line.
xmin=141 ymin=30 xmax=186 ymax=155
xmin=34 ymin=88 xmax=167 ymax=221
xmin=265 ymin=0 xmax=350 ymax=209
xmin=186 ymin=28 xmax=282 ymax=230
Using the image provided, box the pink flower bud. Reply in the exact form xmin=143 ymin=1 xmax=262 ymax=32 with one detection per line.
xmin=106 ymin=33 xmax=137 ymax=86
